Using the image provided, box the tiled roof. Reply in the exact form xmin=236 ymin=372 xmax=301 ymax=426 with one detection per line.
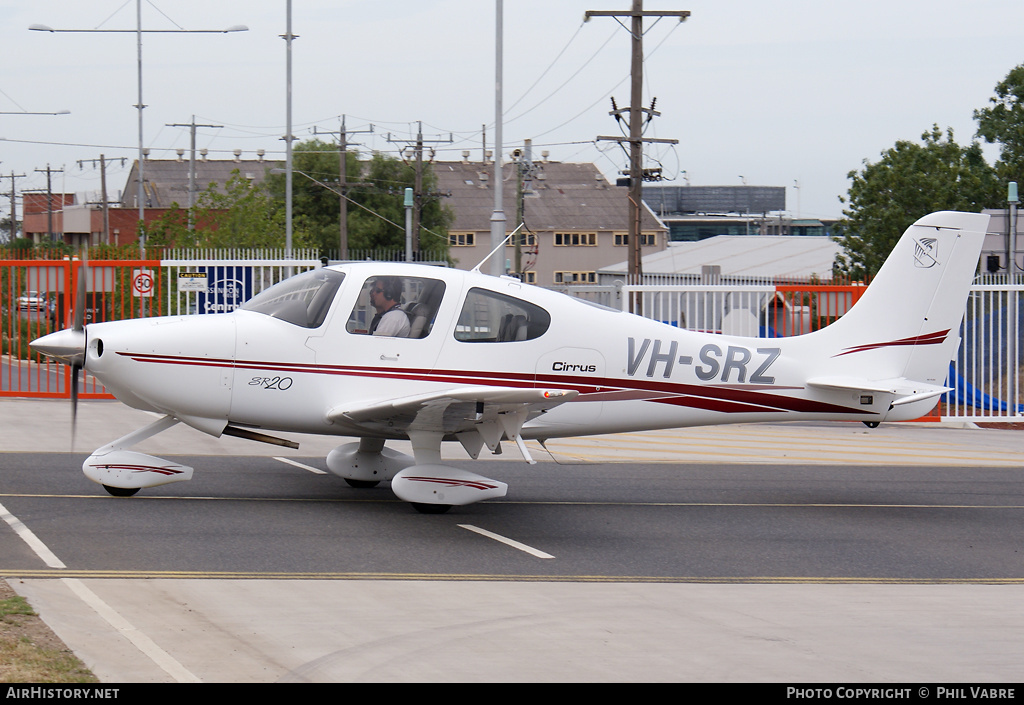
xmin=121 ymin=159 xmax=279 ymax=208
xmin=433 ymin=161 xmax=665 ymax=232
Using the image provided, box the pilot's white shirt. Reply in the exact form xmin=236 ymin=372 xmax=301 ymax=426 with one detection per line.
xmin=373 ymin=307 xmax=410 ymax=337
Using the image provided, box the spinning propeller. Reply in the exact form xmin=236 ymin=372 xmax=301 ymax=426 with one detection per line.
xmin=29 ymin=249 xmax=89 ymax=445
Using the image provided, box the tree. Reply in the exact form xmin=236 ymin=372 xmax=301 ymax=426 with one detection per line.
xmin=148 ymin=170 xmax=307 ymax=251
xmin=833 ymin=125 xmax=1001 ymax=277
xmin=346 ymin=152 xmax=452 ymax=255
xmin=974 ymin=63 xmax=1024 ymax=187
xmin=265 ymin=139 xmax=452 ymax=257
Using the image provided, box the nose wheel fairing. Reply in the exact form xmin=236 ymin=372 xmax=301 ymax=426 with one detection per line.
xmin=81 ymin=415 xmax=195 ymax=492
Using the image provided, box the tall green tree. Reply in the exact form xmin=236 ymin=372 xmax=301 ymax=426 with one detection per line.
xmin=974 ymin=63 xmax=1024 ymax=188
xmin=148 ymin=170 xmax=308 ymax=250
xmin=833 ymin=125 xmax=1001 ymax=277
xmin=265 ymin=139 xmax=452 ymax=257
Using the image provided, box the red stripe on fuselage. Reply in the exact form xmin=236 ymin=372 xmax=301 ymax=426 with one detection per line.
xmin=115 ymin=352 xmax=869 ymax=416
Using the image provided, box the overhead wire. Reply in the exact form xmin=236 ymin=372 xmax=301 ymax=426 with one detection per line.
xmin=12 ymin=16 xmax=687 ymax=202
xmin=504 ymin=26 xmax=619 ymax=129
xmin=503 ymin=19 xmax=587 ymax=116
xmin=0 ymin=87 xmax=28 ymax=112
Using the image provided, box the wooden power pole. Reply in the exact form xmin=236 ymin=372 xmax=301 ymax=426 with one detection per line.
xmin=587 ymin=1 xmax=688 ymax=313
xmin=315 ymin=116 xmax=373 ymax=260
xmin=388 ymin=122 xmax=451 ymax=258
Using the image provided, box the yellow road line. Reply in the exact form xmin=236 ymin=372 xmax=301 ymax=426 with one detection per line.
xmin=4 ymin=569 xmax=1024 ymax=584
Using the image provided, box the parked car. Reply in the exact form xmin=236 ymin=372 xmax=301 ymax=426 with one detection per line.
xmin=17 ymin=291 xmax=47 ymax=311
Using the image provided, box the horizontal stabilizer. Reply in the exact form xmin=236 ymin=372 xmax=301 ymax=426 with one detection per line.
xmin=807 ymin=376 xmax=950 ymax=407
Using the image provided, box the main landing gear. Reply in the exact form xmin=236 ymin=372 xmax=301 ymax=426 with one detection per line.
xmin=326 ymin=433 xmax=508 ymax=513
xmin=83 ymin=418 xmax=509 ymax=514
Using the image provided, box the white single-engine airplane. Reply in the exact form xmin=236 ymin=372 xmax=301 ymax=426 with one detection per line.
xmin=31 ymin=211 xmax=988 ymax=513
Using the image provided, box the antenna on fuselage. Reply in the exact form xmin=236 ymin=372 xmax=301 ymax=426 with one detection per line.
xmin=471 ymin=222 xmax=524 ymax=274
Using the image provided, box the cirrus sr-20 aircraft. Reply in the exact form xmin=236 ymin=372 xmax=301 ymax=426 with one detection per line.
xmin=31 ymin=211 xmax=988 ymax=513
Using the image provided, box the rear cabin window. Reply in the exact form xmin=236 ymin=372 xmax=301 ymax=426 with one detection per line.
xmin=455 ymin=287 xmax=550 ymax=342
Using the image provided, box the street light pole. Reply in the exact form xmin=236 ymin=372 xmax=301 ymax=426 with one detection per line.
xmin=489 ymin=0 xmax=507 ymax=277
xmin=30 ymin=3 xmax=248 ymax=256
xmin=284 ymin=0 xmax=295 ymax=264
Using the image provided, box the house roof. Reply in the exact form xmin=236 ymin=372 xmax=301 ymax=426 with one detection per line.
xmin=121 ymin=158 xmax=279 ymax=208
xmin=433 ymin=160 xmax=665 ymax=232
xmin=600 ymin=235 xmax=841 ymax=279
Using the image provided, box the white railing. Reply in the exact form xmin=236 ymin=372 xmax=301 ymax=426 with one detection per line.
xmin=160 ymin=258 xmax=323 ymax=316
xmin=164 ymin=248 xmax=322 ymax=261
xmin=950 ymin=282 xmax=1023 ymax=421
xmin=620 ymin=284 xmax=780 ymax=335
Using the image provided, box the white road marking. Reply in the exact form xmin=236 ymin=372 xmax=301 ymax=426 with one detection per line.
xmin=459 ymin=524 xmax=555 ymax=559
xmin=62 ymin=578 xmax=201 ymax=683
xmin=0 ymin=501 xmax=65 ymax=568
xmin=0 ymin=501 xmax=200 ymax=681
xmin=273 ymin=457 xmax=326 ymax=474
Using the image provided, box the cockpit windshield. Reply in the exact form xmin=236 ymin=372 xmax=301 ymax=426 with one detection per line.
xmin=240 ymin=269 xmax=345 ymax=328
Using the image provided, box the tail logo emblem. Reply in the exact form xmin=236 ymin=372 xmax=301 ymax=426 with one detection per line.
xmin=914 ymin=237 xmax=939 ymax=268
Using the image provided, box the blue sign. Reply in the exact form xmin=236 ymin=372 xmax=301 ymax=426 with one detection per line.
xmin=195 ymin=266 xmax=253 ymax=314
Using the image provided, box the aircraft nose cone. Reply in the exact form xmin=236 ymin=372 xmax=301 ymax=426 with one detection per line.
xmin=30 ymin=328 xmax=86 ymax=367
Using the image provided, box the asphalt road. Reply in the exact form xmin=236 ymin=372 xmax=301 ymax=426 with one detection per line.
xmin=2 ymin=400 xmax=1023 ymax=682
xmin=2 ymin=453 xmax=1024 ymax=581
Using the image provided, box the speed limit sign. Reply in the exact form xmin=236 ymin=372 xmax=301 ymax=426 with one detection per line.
xmin=132 ymin=269 xmax=155 ymax=297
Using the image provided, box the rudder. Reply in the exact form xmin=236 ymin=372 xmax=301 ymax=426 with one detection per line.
xmin=813 ymin=211 xmax=988 ymax=386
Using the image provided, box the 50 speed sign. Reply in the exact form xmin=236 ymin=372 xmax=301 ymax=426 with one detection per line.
xmin=132 ymin=269 xmax=155 ymax=297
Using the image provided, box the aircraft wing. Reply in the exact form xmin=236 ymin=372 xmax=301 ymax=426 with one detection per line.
xmin=806 ymin=376 xmax=951 ymax=408
xmin=326 ymin=386 xmax=579 ymax=463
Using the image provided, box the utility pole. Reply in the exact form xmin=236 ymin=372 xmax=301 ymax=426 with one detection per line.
xmin=587 ymin=1 xmax=688 ymax=313
xmin=314 ymin=115 xmax=373 ymax=260
xmin=33 ymin=165 xmax=64 ymax=242
xmin=77 ymin=155 xmax=126 ymax=244
xmin=167 ymin=117 xmax=222 ymax=231
xmin=388 ymin=121 xmax=452 ymax=257
xmin=2 ymin=172 xmax=27 ymax=243
xmin=512 ymin=139 xmax=537 ymax=278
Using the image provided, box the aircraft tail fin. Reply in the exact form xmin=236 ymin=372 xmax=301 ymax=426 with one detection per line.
xmin=810 ymin=211 xmax=988 ymax=396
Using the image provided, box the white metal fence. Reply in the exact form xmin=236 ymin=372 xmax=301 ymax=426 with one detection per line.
xmin=953 ymin=281 xmax=1023 ymax=421
xmin=160 ymin=258 xmax=323 ymax=316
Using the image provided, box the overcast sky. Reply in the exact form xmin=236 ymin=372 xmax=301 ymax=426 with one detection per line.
xmin=2 ymin=0 xmax=1022 ymax=222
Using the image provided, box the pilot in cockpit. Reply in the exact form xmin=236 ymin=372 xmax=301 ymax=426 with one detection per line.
xmin=367 ymin=276 xmax=410 ymax=337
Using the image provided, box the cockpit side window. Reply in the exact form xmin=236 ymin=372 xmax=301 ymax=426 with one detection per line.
xmin=454 ymin=287 xmax=550 ymax=342
xmin=240 ymin=269 xmax=344 ymax=328
xmin=346 ymin=276 xmax=446 ymax=339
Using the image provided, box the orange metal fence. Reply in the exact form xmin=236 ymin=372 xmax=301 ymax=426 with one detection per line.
xmin=1 ymin=258 xmax=162 ymax=399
